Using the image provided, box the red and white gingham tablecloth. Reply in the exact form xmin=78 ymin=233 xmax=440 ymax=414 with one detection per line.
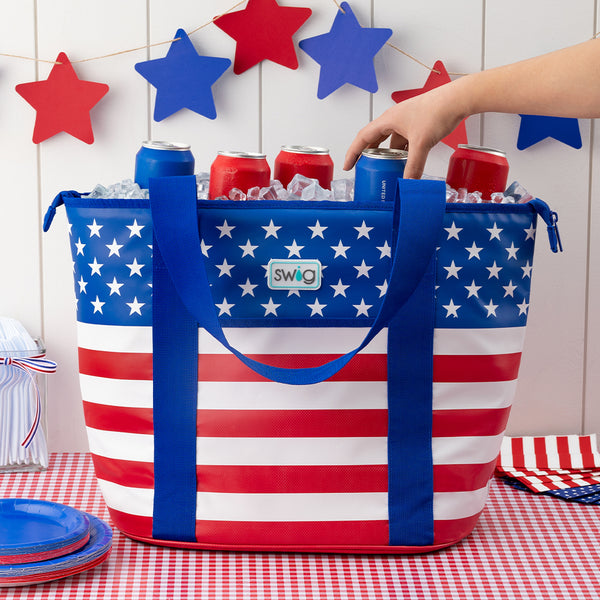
xmin=1 ymin=453 xmax=599 ymax=599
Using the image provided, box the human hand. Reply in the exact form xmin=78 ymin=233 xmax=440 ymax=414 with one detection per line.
xmin=343 ymin=81 xmax=469 ymax=179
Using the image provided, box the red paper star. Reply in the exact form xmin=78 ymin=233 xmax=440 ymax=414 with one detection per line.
xmin=15 ymin=52 xmax=109 ymax=144
xmin=214 ymin=0 xmax=312 ymax=74
xmin=391 ymin=60 xmax=468 ymax=150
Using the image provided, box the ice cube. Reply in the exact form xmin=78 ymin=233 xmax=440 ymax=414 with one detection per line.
xmin=247 ymin=186 xmax=261 ymax=200
xmin=331 ymin=178 xmax=354 ymax=202
xmin=86 ymin=184 xmax=109 ymax=198
xmin=229 ymin=188 xmax=246 ymax=201
xmin=490 ymin=192 xmax=505 ymax=203
xmin=466 ymin=191 xmax=483 ymax=203
xmin=287 ymin=173 xmax=317 ymax=197
xmin=196 ymin=173 xmax=210 ymax=200
xmin=505 ymin=181 xmax=534 ymax=203
xmin=259 ymin=185 xmax=280 ymax=200
xmin=445 ymin=185 xmax=458 ymax=203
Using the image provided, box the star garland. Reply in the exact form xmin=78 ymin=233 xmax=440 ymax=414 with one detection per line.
xmin=5 ymin=0 xmax=585 ymax=151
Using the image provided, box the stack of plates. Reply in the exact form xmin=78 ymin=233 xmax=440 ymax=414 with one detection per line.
xmin=0 ymin=499 xmax=112 ymax=587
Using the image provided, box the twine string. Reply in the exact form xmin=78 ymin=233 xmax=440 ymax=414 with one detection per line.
xmin=0 ymin=0 xmax=459 ymax=76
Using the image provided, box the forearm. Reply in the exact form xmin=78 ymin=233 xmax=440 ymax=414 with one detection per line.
xmin=455 ymin=38 xmax=600 ymax=119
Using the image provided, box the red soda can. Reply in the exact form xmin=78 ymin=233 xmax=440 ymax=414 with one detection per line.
xmin=446 ymin=144 xmax=509 ymax=201
xmin=274 ymin=145 xmax=334 ymax=190
xmin=209 ymin=151 xmax=271 ymax=199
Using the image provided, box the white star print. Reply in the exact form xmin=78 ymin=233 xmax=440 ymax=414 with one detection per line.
xmin=91 ymin=296 xmax=105 ymax=314
xmin=465 ymin=280 xmax=482 ymax=298
xmin=521 ymin=261 xmax=533 ymax=278
xmin=487 ymin=223 xmax=503 ymax=241
xmin=517 ymin=299 xmax=529 ymax=315
xmin=444 ymin=260 xmax=462 ymax=279
xmin=377 ymin=241 xmax=391 ymax=259
xmin=524 ymin=224 xmax=536 ymax=241
xmin=288 ymin=290 xmax=301 ymax=297
xmin=75 ymin=238 xmax=86 ymax=255
xmin=216 ymin=259 xmax=235 ymax=277
xmin=126 ymin=297 xmax=145 ymax=316
xmin=285 ymin=240 xmax=304 ymax=258
xmin=87 ymin=219 xmax=102 ymax=237
xmin=106 ymin=238 xmax=124 ymax=257
xmin=465 ymin=242 xmax=483 ymax=260
xmin=238 ymin=278 xmax=258 ymax=297
xmin=307 ymin=299 xmax=327 ymax=316
xmin=106 ymin=277 xmax=124 ymax=296
xmin=77 ymin=276 xmax=88 ymax=294
xmin=217 ymin=220 xmax=235 ymax=238
xmin=505 ymin=242 xmax=519 ymax=260
xmin=484 ymin=299 xmax=499 ymax=317
xmin=330 ymin=279 xmax=350 ymax=297
xmin=126 ymin=219 xmax=144 ymax=238
xmin=200 ymin=239 xmax=212 ymax=257
xmin=376 ymin=279 xmax=388 ymax=298
xmin=354 ymin=221 xmax=373 ymax=239
xmin=216 ymin=298 xmax=235 ymax=316
xmin=262 ymin=220 xmax=281 ymax=239
xmin=331 ymin=240 xmax=350 ymax=258
xmin=88 ymin=258 xmax=103 ymax=276
xmin=444 ymin=222 xmax=462 ymax=240
xmin=354 ymin=260 xmax=373 ymax=278
xmin=486 ymin=261 xmax=502 ymax=279
xmin=308 ymin=220 xmax=327 ymax=239
xmin=443 ymin=299 xmax=460 ymax=318
xmin=353 ymin=299 xmax=372 ymax=317
xmin=261 ymin=298 xmax=281 ymax=316
xmin=239 ymin=239 xmax=258 ymax=257
xmin=503 ymin=281 xmax=517 ymax=297
xmin=126 ymin=258 xmax=144 ymax=277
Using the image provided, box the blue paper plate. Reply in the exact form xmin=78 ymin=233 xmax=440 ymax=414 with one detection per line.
xmin=0 ymin=513 xmax=112 ymax=586
xmin=0 ymin=499 xmax=90 ymax=562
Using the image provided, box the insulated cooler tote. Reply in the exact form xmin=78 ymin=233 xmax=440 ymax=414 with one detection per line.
xmin=44 ymin=177 xmax=560 ymax=553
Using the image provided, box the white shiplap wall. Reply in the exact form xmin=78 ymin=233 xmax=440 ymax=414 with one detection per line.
xmin=1 ymin=0 xmax=598 ymax=451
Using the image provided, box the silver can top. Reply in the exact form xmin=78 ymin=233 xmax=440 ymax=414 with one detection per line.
xmin=141 ymin=141 xmax=191 ymax=151
xmin=458 ymin=144 xmax=507 ymax=158
xmin=280 ymin=145 xmax=330 ymax=155
xmin=361 ymin=148 xmax=408 ymax=160
xmin=217 ymin=151 xmax=267 ymax=159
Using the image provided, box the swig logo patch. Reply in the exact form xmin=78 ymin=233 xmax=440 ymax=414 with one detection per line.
xmin=267 ymin=259 xmax=322 ymax=291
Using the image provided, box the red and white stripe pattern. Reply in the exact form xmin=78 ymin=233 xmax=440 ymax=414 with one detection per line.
xmin=497 ymin=435 xmax=600 ymax=492
xmin=77 ymin=320 xmax=523 ymax=551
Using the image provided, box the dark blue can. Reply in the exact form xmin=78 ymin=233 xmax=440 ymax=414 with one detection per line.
xmin=134 ymin=141 xmax=195 ymax=189
xmin=354 ymin=148 xmax=408 ymax=202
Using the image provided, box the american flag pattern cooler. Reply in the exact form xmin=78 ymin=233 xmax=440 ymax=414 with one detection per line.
xmin=64 ymin=194 xmax=540 ymax=553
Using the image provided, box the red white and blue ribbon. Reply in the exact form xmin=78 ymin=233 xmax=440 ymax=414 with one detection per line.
xmin=0 ymin=355 xmax=57 ymax=448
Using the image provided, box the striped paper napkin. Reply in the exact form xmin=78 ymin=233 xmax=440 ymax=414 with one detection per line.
xmin=496 ymin=434 xmax=600 ymax=503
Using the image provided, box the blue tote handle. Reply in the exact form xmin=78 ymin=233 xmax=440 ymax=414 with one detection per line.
xmin=150 ymin=176 xmax=446 ymax=385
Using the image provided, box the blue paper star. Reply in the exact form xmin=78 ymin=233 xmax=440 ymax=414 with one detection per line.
xmin=298 ymin=2 xmax=392 ymax=99
xmin=135 ymin=29 xmax=231 ymax=121
xmin=517 ymin=114 xmax=582 ymax=150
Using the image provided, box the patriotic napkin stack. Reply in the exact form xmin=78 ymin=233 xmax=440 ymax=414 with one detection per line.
xmin=496 ymin=434 xmax=600 ymax=504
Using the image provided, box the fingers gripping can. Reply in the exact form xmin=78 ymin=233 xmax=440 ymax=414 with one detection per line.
xmin=354 ymin=148 xmax=408 ymax=202
xmin=209 ymin=151 xmax=271 ymax=199
xmin=134 ymin=141 xmax=195 ymax=189
xmin=446 ymin=144 xmax=509 ymax=201
xmin=274 ymin=145 xmax=334 ymax=190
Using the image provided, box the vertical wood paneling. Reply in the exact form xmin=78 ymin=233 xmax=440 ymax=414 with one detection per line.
xmin=37 ymin=0 xmax=149 ymax=451
xmin=373 ymin=0 xmax=484 ymax=178
xmin=585 ymin=5 xmax=600 ymax=435
xmin=484 ymin=0 xmax=595 ymax=435
xmin=0 ymin=2 xmax=41 ymax=333
xmin=2 ymin=1 xmax=600 ymax=451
